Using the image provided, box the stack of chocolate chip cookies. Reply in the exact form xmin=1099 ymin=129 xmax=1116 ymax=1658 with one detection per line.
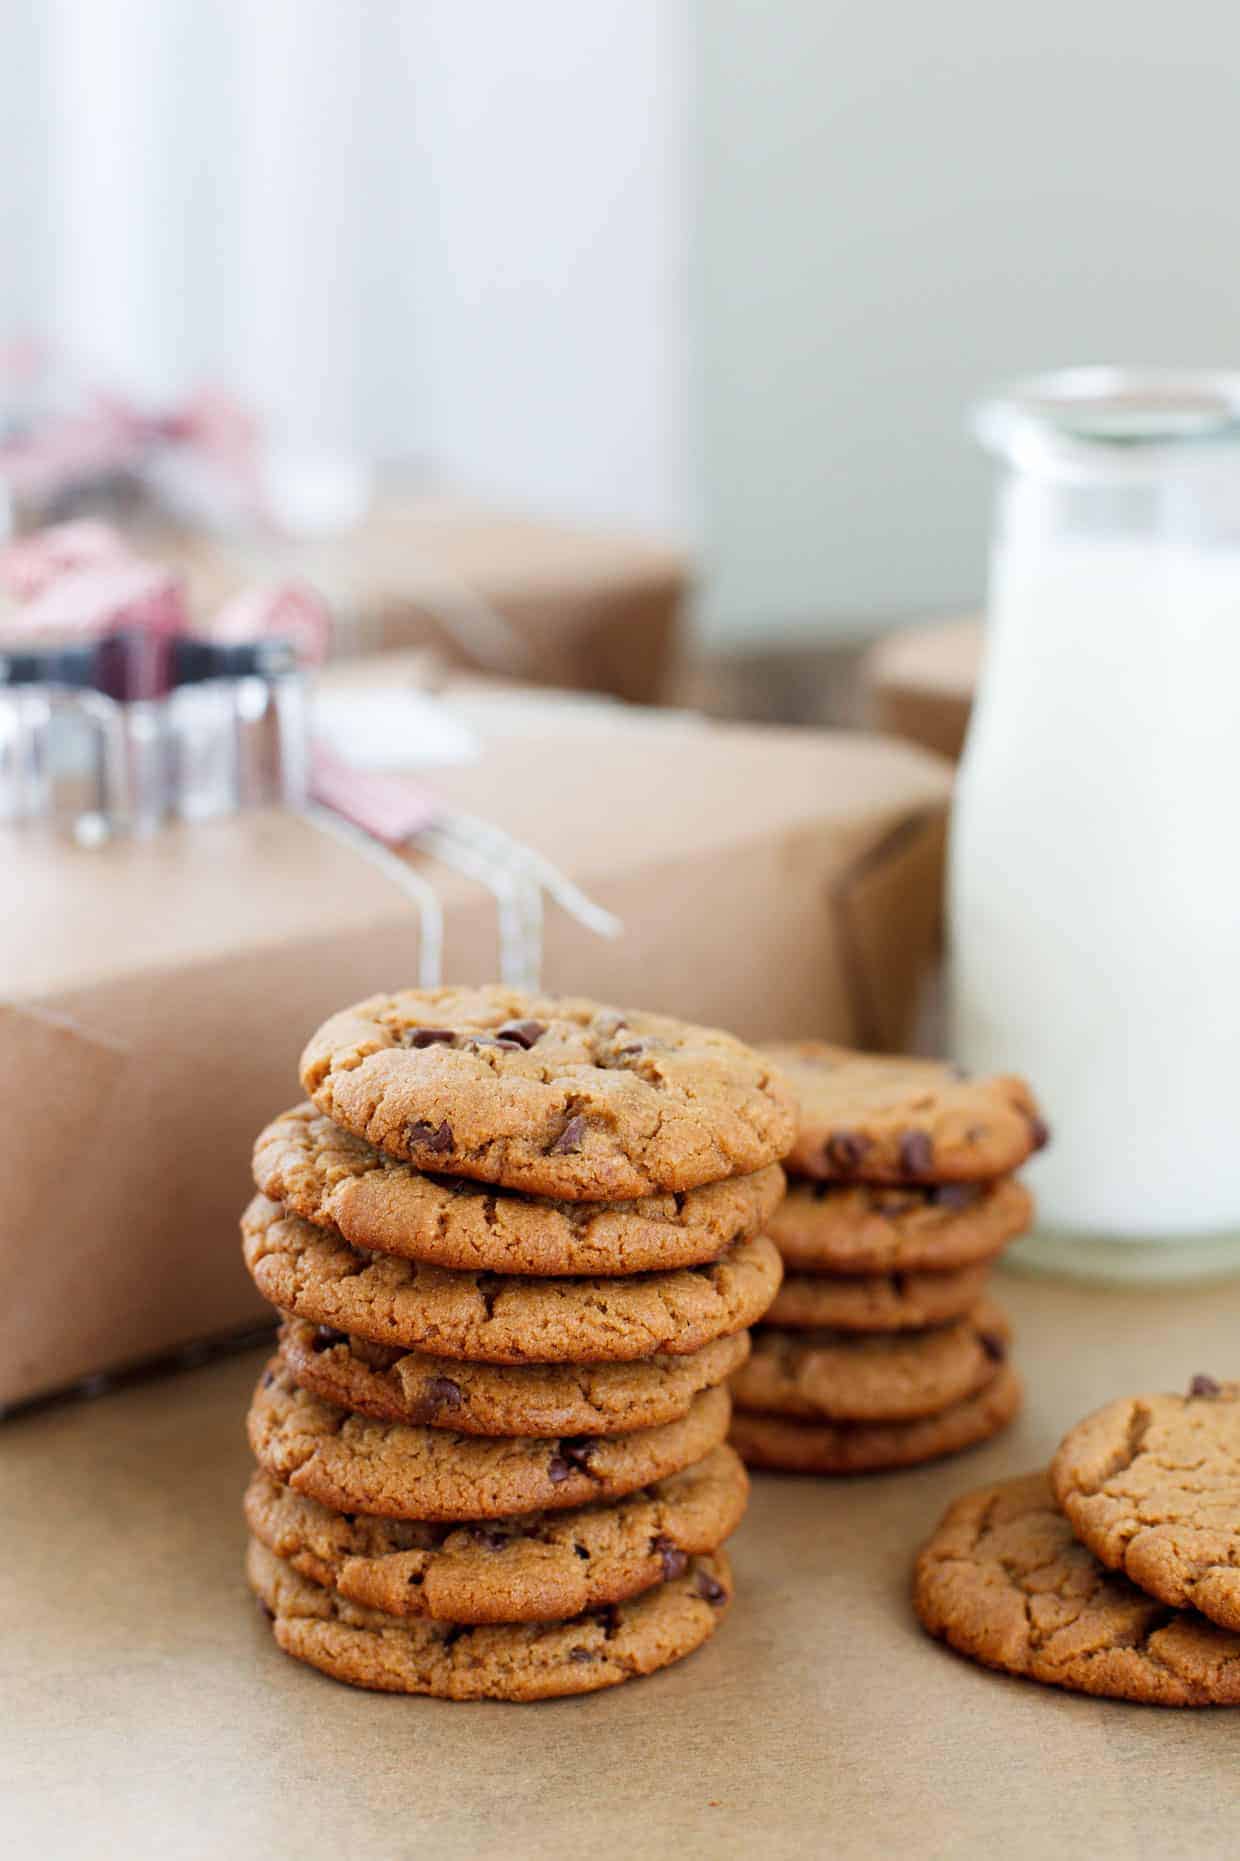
xmin=241 ymin=985 xmax=795 ymax=1701
xmin=915 ymin=1378 xmax=1240 ymax=1706
xmin=728 ymin=1045 xmax=1045 ymax=1476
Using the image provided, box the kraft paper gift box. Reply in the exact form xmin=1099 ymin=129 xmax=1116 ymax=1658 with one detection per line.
xmin=864 ymin=614 xmax=983 ymax=763
xmin=0 ymin=681 xmax=951 ymax=1408
xmin=167 ymin=490 xmax=690 ymax=705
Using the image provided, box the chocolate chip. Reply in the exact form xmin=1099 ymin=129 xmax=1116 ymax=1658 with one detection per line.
xmin=422 ymin=1375 xmax=463 ymax=1412
xmin=825 ymin=1129 xmax=869 ymax=1173
xmin=312 ymin=1326 xmax=347 ymax=1352
xmin=407 ymin=1119 xmax=454 ymax=1154
xmin=695 ymin=1569 xmax=727 ymax=1605
xmin=651 ymin=1533 xmax=688 ymax=1580
xmin=496 ymin=1019 xmax=545 ymax=1049
xmin=595 ymin=1605 xmax=620 ymax=1635
xmin=403 ymin=1026 xmax=455 ymax=1047
xmin=547 ymin=1454 xmax=573 ymax=1483
xmin=925 ymin=1183 xmax=977 ymax=1210
xmin=1028 ymin=1114 xmax=1051 ymax=1152
xmin=559 ymin=1437 xmax=597 ymax=1471
xmin=1189 ymin=1373 xmax=1222 ymax=1399
xmin=550 ymin=1114 xmax=587 ymax=1155
xmin=440 ymin=1625 xmax=466 ymax=1648
xmin=469 ymin=1525 xmax=509 ymax=1551
xmin=569 ymin=1646 xmax=594 ymax=1662
xmin=898 ymin=1130 xmax=934 ymax=1177
xmin=978 ymin=1330 xmax=1007 ymax=1363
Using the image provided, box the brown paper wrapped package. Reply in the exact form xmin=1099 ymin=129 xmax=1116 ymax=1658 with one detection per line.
xmin=1 ymin=689 xmax=949 ymax=1406
xmin=167 ymin=490 xmax=689 ymax=704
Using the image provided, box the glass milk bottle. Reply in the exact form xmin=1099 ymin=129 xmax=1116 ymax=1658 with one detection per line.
xmin=951 ymin=369 xmax=1240 ymax=1281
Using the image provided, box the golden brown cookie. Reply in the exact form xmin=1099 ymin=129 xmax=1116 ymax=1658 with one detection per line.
xmin=278 ymin=1316 xmax=749 ymax=1436
xmin=765 ymin=1262 xmax=990 ymax=1333
xmin=243 ymin=1197 xmax=782 ymax=1365
xmin=730 ymin=1299 xmax=1011 ymax=1423
xmin=244 ymin=1446 xmax=747 ymax=1622
xmin=914 ymin=1470 xmax=1240 ymax=1705
xmin=1051 ymin=1379 xmax=1240 ymax=1633
xmin=731 ymin=1365 xmax=1021 ymax=1473
xmin=254 ymin=1104 xmax=786 ymax=1275
xmin=247 ymin=1360 xmax=732 ymax=1520
xmin=762 ymin=1042 xmax=1045 ymax=1183
xmin=248 ymin=1537 xmax=733 ymax=1700
xmin=768 ymin=1177 xmax=1032 ymax=1275
xmin=300 ymin=985 xmax=797 ymax=1200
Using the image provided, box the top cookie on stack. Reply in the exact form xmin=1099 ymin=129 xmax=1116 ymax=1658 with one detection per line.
xmin=730 ymin=1043 xmax=1044 ymax=1476
xmin=242 ymin=986 xmax=795 ymax=1702
xmin=300 ymin=987 xmax=797 ymax=1202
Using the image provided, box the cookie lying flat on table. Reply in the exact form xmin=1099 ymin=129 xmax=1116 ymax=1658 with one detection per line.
xmin=300 ymin=986 xmax=797 ymax=1200
xmin=731 ymin=1300 xmax=1011 ymax=1424
xmin=278 ymin=1316 xmax=749 ymax=1437
xmin=914 ymin=1471 xmax=1240 ymax=1706
xmin=255 ymin=1104 xmax=785 ymax=1276
xmin=761 ymin=1043 xmax=1045 ymax=1185
xmin=248 ymin=1362 xmax=732 ymax=1520
xmin=731 ymin=1366 xmax=1021 ymax=1474
xmin=243 ymin=1197 xmax=782 ymax=1365
xmin=248 ymin=1537 xmax=732 ymax=1701
xmin=244 ymin=1446 xmax=747 ymax=1623
xmin=1051 ymin=1378 xmax=1240 ymax=1633
xmin=768 ymin=1178 xmax=1032 ymax=1275
xmin=765 ymin=1262 xmax=990 ymax=1333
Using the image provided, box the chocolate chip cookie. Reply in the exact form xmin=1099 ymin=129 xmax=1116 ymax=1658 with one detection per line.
xmin=279 ymin=1316 xmax=749 ymax=1436
xmin=244 ymin=1445 xmax=747 ymax=1623
xmin=255 ymin=1104 xmax=786 ymax=1275
xmin=769 ymin=1178 xmax=1032 ymax=1275
xmin=300 ymin=986 xmax=797 ymax=1199
xmin=730 ymin=1299 xmax=1011 ymax=1424
xmin=248 ymin=1361 xmax=732 ymax=1520
xmin=243 ymin=1196 xmax=781 ymax=1365
xmin=762 ymin=1043 xmax=1045 ymax=1184
xmin=1051 ymin=1379 xmax=1240 ymax=1633
xmin=731 ymin=1364 xmax=1021 ymax=1474
xmin=766 ymin=1262 xmax=990 ymax=1333
xmin=914 ymin=1470 xmax=1240 ymax=1705
xmin=248 ymin=1537 xmax=733 ymax=1700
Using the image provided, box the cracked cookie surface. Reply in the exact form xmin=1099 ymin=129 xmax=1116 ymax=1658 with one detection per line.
xmin=766 ymin=1262 xmax=990 ymax=1333
xmin=248 ymin=1361 xmax=732 ymax=1519
xmin=1051 ymin=1381 xmax=1240 ymax=1632
xmin=248 ymin=1537 xmax=732 ymax=1700
xmin=768 ymin=1178 xmax=1031 ymax=1274
xmin=255 ymin=1104 xmax=785 ymax=1275
xmin=914 ymin=1470 xmax=1240 ymax=1705
xmin=300 ymin=985 xmax=797 ymax=1199
xmin=243 ymin=1196 xmax=782 ymax=1364
xmin=278 ymin=1316 xmax=748 ymax=1436
xmin=244 ymin=1446 xmax=747 ymax=1623
xmin=730 ymin=1299 xmax=1011 ymax=1423
xmin=731 ymin=1364 xmax=1021 ymax=1473
xmin=762 ymin=1042 xmax=1044 ymax=1184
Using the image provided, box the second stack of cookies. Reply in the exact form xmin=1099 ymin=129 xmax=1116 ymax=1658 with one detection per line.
xmin=242 ymin=985 xmax=794 ymax=1701
xmin=729 ymin=1044 xmax=1045 ymax=1476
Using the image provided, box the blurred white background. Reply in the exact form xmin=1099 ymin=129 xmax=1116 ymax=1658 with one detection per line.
xmin=3 ymin=0 xmax=1239 ymax=643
